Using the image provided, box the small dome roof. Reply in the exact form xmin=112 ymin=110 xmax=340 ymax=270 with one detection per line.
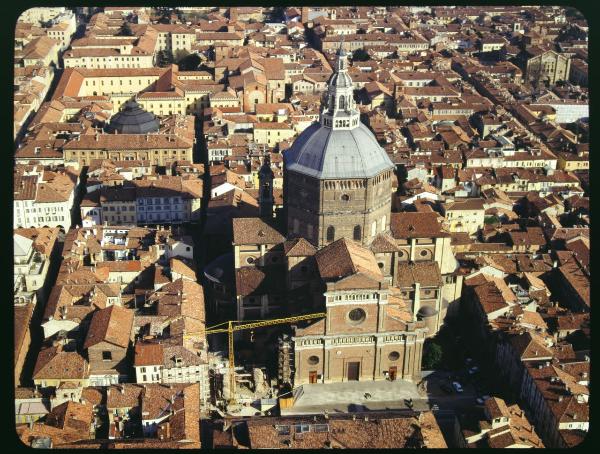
xmin=106 ymin=100 xmax=160 ymax=134
xmin=417 ymin=306 xmax=438 ymax=318
xmin=203 ymin=253 xmax=234 ymax=285
xmin=284 ymin=122 xmax=394 ymax=179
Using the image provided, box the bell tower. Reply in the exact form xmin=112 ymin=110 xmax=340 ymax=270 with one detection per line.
xmin=258 ymin=155 xmax=274 ymax=219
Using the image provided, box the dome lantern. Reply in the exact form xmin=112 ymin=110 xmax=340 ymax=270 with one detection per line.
xmin=320 ymin=43 xmax=360 ymax=131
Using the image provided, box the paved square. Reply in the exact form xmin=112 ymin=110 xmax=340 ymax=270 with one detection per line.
xmin=282 ymin=380 xmax=427 ymax=415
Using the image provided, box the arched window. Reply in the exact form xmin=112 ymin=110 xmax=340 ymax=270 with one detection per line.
xmin=326 ymin=226 xmax=335 ymax=242
xmin=371 ymin=221 xmax=377 ymax=237
xmin=353 ymin=225 xmax=361 ymax=241
xmin=339 ymin=96 xmax=346 ymax=110
xmin=381 ymin=215 xmax=386 ymax=232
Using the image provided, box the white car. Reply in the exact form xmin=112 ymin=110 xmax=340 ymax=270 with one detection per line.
xmin=468 ymin=366 xmax=480 ymax=375
xmin=452 ymin=381 xmax=464 ymax=393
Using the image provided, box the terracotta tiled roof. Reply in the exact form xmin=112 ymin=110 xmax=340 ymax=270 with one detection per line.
xmin=33 ymin=347 xmax=89 ymax=380
xmin=96 ymin=260 xmax=142 ymax=274
xmin=283 ymin=237 xmax=317 ymax=257
xmin=556 ymin=313 xmax=589 ymax=332
xmin=396 ymin=262 xmax=443 ymax=288
xmin=390 ymin=212 xmax=448 ymax=239
xmin=473 ymin=279 xmax=515 ymax=315
xmin=232 ymin=217 xmax=285 ymax=245
xmin=14 ymin=304 xmax=34 ymax=366
xmin=81 ymin=387 xmax=104 ymax=407
xmin=134 ymin=342 xmax=164 ymax=367
xmin=232 ymin=412 xmax=445 ymax=449
xmin=315 ymin=238 xmax=383 ymax=283
xmin=369 ymin=232 xmax=400 ymax=253
xmin=83 ymin=305 xmax=134 ymax=350
xmin=46 ymin=400 xmax=94 ymax=433
xmin=235 ymin=266 xmax=285 ymax=297
xmin=484 ymin=397 xmax=510 ymax=419
xmin=152 ymin=279 xmax=206 ymax=323
xmin=106 ymin=384 xmax=144 ymax=410
xmin=169 ymin=257 xmax=196 ymax=280
xmin=14 ymin=227 xmax=60 ymax=256
xmin=162 ymin=345 xmax=203 ymax=368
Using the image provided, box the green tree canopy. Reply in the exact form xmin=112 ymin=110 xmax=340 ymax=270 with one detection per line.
xmin=156 ymin=50 xmax=174 ymax=67
xmin=118 ymin=22 xmax=134 ymax=36
xmin=176 ymin=51 xmax=201 ymax=71
xmin=422 ymin=340 xmax=443 ymax=370
xmin=352 ymin=48 xmax=371 ymax=62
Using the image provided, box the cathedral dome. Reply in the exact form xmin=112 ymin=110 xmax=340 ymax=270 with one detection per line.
xmin=105 ymin=100 xmax=160 ymax=134
xmin=284 ymin=45 xmax=393 ymax=180
xmin=283 ymin=121 xmax=394 ymax=179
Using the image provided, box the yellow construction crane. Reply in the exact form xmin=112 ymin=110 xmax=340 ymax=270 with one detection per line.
xmin=184 ymin=312 xmax=326 ymax=404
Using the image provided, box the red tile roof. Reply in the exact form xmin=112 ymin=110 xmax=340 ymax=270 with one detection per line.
xmin=83 ymin=305 xmax=134 ymax=350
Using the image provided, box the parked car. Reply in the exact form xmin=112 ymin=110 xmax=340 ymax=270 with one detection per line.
xmin=440 ymin=383 xmax=453 ymax=394
xmin=468 ymin=366 xmax=480 ymax=375
xmin=452 ymin=381 xmax=464 ymax=393
xmin=476 ymin=395 xmax=490 ymax=405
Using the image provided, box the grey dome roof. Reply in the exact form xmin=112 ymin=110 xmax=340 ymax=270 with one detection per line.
xmin=106 ymin=100 xmax=160 ymax=134
xmin=284 ymin=122 xmax=394 ymax=179
xmin=204 ymin=252 xmax=234 ymax=285
xmin=329 ymin=70 xmax=353 ymax=88
xmin=417 ymin=305 xmax=438 ymax=318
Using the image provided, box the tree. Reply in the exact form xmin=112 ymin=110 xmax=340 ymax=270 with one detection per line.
xmin=396 ymin=164 xmax=408 ymax=194
xmin=174 ymin=49 xmax=190 ymax=62
xmin=176 ymin=51 xmax=201 ymax=71
xmin=352 ymin=48 xmax=371 ymax=62
xmin=422 ymin=340 xmax=443 ymax=370
xmin=156 ymin=50 xmax=174 ymax=67
xmin=118 ymin=22 xmax=134 ymax=36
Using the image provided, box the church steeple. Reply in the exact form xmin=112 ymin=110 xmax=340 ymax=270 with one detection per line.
xmin=320 ymin=43 xmax=360 ymax=130
xmin=258 ymin=155 xmax=274 ymax=219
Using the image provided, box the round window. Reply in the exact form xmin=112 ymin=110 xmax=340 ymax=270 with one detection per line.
xmin=307 ymin=355 xmax=319 ymax=365
xmin=388 ymin=351 xmax=400 ymax=361
xmin=378 ymin=262 xmax=384 ymax=269
xmin=246 ymin=257 xmax=255 ymax=264
xmin=420 ymin=249 xmax=429 ymax=257
xmin=341 ymin=194 xmax=350 ymax=201
xmin=398 ymin=250 xmax=406 ymax=258
xmin=348 ymin=308 xmax=366 ymax=324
